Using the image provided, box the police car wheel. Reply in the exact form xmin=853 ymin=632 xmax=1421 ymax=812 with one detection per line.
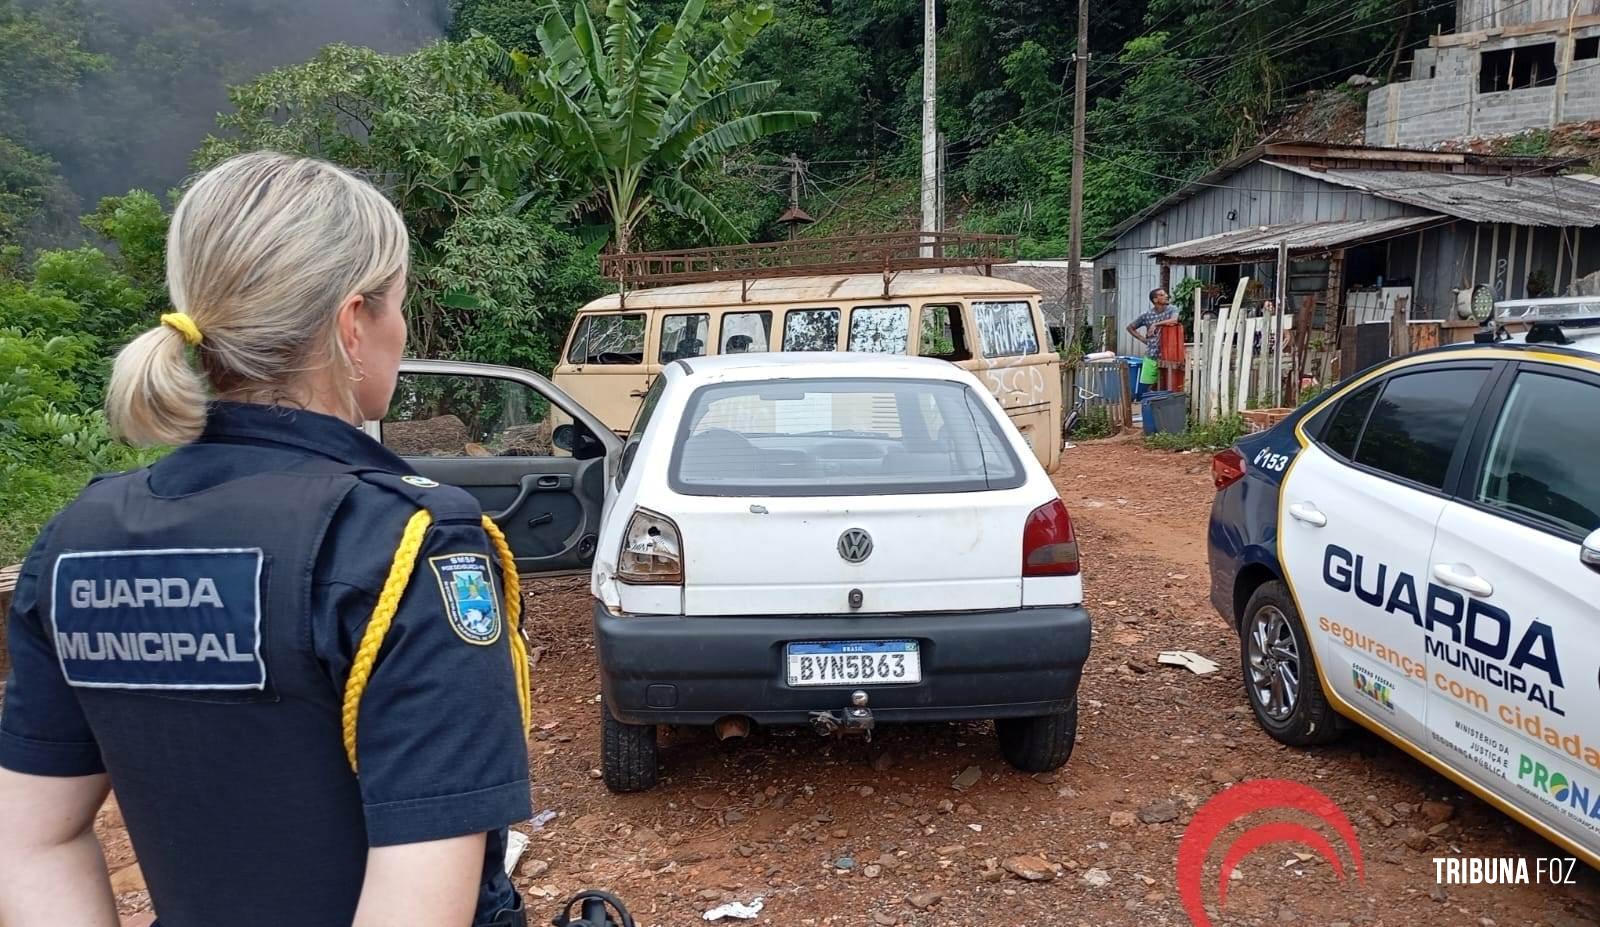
xmin=1240 ymin=582 xmax=1343 ymax=747
xmin=601 ymin=701 xmax=659 ymax=793
xmin=995 ymin=695 xmax=1078 ymax=773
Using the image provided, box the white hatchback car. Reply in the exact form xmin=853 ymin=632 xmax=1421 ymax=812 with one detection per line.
xmin=378 ymin=353 xmax=1092 ymax=792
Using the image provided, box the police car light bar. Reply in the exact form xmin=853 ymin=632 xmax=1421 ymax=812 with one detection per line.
xmin=1495 ymin=297 xmax=1600 ymax=325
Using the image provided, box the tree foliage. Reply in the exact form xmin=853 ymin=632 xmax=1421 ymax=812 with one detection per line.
xmin=493 ymin=0 xmax=818 ymax=252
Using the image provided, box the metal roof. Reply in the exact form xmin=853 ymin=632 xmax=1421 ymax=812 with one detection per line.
xmin=1265 ymin=161 xmax=1600 ymax=228
xmin=1089 ymin=141 xmax=1575 ymax=256
xmin=1144 ymin=216 xmax=1449 ymax=264
xmin=992 ymin=261 xmax=1094 ymax=325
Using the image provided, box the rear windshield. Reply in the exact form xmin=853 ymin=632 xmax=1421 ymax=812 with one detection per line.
xmin=669 ymin=377 xmax=1025 ymax=496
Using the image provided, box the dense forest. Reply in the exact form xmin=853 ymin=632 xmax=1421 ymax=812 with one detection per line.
xmin=0 ymin=0 xmax=1456 ymax=560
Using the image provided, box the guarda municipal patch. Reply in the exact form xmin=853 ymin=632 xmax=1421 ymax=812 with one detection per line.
xmin=401 ymin=475 xmax=439 ymax=488
xmin=49 ymin=548 xmax=266 ymax=690
xmin=429 ymin=553 xmax=502 ymax=645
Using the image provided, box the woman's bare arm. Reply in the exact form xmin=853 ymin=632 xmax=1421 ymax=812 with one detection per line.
xmin=0 ymin=766 xmax=115 ymax=927
xmin=352 ymin=832 xmax=488 ymax=927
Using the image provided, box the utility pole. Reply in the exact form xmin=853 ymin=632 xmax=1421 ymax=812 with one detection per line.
xmin=920 ymin=0 xmax=937 ymax=257
xmin=1066 ymin=0 xmax=1089 ymax=336
xmin=784 ymin=153 xmax=803 ymax=240
xmin=936 ymin=132 xmax=947 ymax=256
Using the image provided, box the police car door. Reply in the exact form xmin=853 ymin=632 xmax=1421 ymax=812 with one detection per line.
xmin=1428 ymin=359 xmax=1600 ymax=855
xmin=1283 ymin=361 xmax=1500 ymax=748
xmin=375 ymin=360 xmax=622 ymax=575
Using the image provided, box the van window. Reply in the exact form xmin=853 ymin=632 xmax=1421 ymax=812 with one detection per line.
xmin=782 ymin=308 xmax=840 ymax=351
xmin=660 ymin=313 xmax=709 ymax=363
xmin=848 ymin=305 xmax=910 ymax=354
xmin=919 ymin=304 xmax=972 ymax=361
xmin=568 ymin=314 xmax=646 ymax=365
xmin=720 ymin=311 xmax=771 ymax=354
xmin=973 ymin=301 xmax=1040 ymax=357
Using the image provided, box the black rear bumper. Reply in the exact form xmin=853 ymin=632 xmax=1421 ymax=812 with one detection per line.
xmin=593 ymin=601 xmax=1092 ymax=726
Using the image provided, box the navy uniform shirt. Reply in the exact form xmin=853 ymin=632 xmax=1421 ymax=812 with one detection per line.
xmin=0 ymin=402 xmax=531 ymax=925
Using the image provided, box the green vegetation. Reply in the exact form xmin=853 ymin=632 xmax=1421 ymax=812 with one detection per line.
xmin=1069 ymin=407 xmax=1116 ymax=441
xmin=0 ymin=0 xmax=1456 ymax=559
xmin=1144 ymin=415 xmax=1249 ymax=452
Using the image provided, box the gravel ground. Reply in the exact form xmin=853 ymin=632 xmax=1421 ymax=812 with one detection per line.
xmin=101 ymin=437 xmax=1600 ymax=926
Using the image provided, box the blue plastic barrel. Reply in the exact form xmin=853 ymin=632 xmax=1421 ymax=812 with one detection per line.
xmin=1120 ymin=356 xmax=1142 ymax=397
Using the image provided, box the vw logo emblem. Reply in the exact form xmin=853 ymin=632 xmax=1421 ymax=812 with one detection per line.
xmin=838 ymin=528 xmax=873 ymax=563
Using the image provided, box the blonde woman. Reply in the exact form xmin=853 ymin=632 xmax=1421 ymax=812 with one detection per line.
xmin=0 ymin=153 xmax=531 ymax=927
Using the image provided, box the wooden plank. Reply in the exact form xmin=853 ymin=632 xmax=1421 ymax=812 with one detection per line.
xmin=1236 ymin=317 xmax=1259 ymax=414
xmin=0 ymin=564 xmax=18 ymax=679
xmin=1390 ymin=295 xmax=1411 ymax=357
xmin=1192 ymin=319 xmax=1210 ymax=424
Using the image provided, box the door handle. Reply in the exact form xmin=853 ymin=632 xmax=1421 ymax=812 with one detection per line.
xmin=1432 ymin=563 xmax=1494 ymax=598
xmin=528 ymin=512 xmax=554 ymax=528
xmin=536 ymin=475 xmax=561 ymax=489
xmin=628 ymin=389 xmax=647 ymax=398
xmin=1288 ymin=502 xmax=1327 ymax=527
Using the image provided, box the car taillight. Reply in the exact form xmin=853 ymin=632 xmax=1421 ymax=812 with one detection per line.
xmin=617 ymin=508 xmax=684 ymax=585
xmin=1212 ymin=448 xmax=1246 ymax=490
xmin=1023 ymin=498 xmax=1080 ymax=577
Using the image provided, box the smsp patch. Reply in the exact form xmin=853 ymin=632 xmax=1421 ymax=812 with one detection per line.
xmin=50 ymin=548 xmax=266 ymax=690
xmin=429 ymin=553 xmax=501 ymax=645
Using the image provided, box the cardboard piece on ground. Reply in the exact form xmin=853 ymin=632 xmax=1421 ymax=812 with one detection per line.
xmin=1157 ymin=650 xmax=1220 ymax=675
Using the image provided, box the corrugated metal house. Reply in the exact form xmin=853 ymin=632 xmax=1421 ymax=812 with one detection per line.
xmin=1090 ymin=142 xmax=1600 ymax=353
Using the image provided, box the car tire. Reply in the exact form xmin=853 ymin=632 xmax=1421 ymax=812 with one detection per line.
xmin=1240 ymin=581 xmax=1343 ymax=747
xmin=600 ymin=701 xmax=659 ymax=793
xmin=996 ymin=696 xmax=1078 ymax=773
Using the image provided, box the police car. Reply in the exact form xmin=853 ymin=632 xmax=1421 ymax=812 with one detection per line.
xmin=1208 ymin=297 xmax=1600 ymax=867
xmin=375 ymin=353 xmax=1090 ymax=793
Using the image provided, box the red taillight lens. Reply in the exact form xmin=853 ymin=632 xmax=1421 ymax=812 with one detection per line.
xmin=1212 ymin=448 xmax=1246 ymax=490
xmin=1023 ymin=498 xmax=1080 ymax=576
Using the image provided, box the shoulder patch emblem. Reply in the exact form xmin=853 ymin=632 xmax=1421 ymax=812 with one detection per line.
xmin=401 ymin=475 xmax=440 ymax=488
xmin=428 ymin=553 xmax=501 ymax=645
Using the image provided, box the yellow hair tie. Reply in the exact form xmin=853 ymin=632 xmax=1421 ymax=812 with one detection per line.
xmin=161 ymin=312 xmax=203 ymax=346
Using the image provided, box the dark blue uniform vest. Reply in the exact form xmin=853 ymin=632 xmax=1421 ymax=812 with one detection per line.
xmin=34 ymin=459 xmax=523 ymax=927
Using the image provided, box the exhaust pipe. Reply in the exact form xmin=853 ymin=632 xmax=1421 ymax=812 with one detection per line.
xmin=714 ymin=715 xmax=751 ymax=741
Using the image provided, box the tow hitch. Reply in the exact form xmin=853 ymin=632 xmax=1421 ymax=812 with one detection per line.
xmin=810 ymin=690 xmax=875 ymax=739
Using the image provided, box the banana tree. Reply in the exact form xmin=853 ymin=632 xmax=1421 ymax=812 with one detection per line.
xmin=493 ymin=0 xmax=818 ymax=253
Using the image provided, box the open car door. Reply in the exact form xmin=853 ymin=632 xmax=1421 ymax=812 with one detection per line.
xmin=369 ymin=359 xmax=622 ymax=576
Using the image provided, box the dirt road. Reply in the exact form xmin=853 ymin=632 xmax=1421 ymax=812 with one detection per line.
xmin=100 ymin=438 xmax=1600 ymax=926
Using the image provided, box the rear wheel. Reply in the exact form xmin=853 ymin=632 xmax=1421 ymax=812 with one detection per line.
xmin=996 ymin=696 xmax=1078 ymax=772
xmin=600 ymin=701 xmax=659 ymax=793
xmin=1240 ymin=581 xmax=1342 ymax=746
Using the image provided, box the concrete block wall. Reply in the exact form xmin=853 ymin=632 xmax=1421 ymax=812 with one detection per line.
xmin=1366 ymin=23 xmax=1600 ymax=147
xmin=1473 ymin=86 xmax=1557 ymax=136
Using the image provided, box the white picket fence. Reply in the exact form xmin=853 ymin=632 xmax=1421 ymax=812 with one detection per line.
xmin=1184 ymin=278 xmax=1334 ymax=424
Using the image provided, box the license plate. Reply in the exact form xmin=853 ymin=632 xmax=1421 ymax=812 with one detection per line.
xmin=785 ymin=641 xmax=921 ymax=687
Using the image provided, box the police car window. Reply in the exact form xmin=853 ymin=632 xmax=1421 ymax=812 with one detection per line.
xmin=1320 ymin=381 xmax=1380 ymax=459
xmin=1351 ymin=368 xmax=1489 ymax=490
xmin=384 ymin=373 xmax=554 ymax=458
xmin=1476 ymin=372 xmax=1600 ymax=537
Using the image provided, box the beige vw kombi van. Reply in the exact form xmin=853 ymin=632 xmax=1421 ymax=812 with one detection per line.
xmin=552 ymin=272 xmax=1063 ymax=470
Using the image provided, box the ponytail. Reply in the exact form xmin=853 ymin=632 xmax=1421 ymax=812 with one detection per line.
xmin=102 ymin=151 xmax=409 ymax=447
xmin=106 ymin=325 xmax=209 ymax=447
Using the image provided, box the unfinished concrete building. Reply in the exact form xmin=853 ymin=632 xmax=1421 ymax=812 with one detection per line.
xmin=1366 ymin=0 xmax=1600 ymax=147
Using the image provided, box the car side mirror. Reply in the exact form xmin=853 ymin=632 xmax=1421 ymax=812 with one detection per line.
xmin=552 ymin=424 xmax=575 ymax=452
xmin=1582 ymin=529 xmax=1600 ymax=573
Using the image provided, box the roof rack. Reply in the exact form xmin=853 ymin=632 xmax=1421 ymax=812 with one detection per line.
xmin=601 ymin=232 xmax=1019 ymax=301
